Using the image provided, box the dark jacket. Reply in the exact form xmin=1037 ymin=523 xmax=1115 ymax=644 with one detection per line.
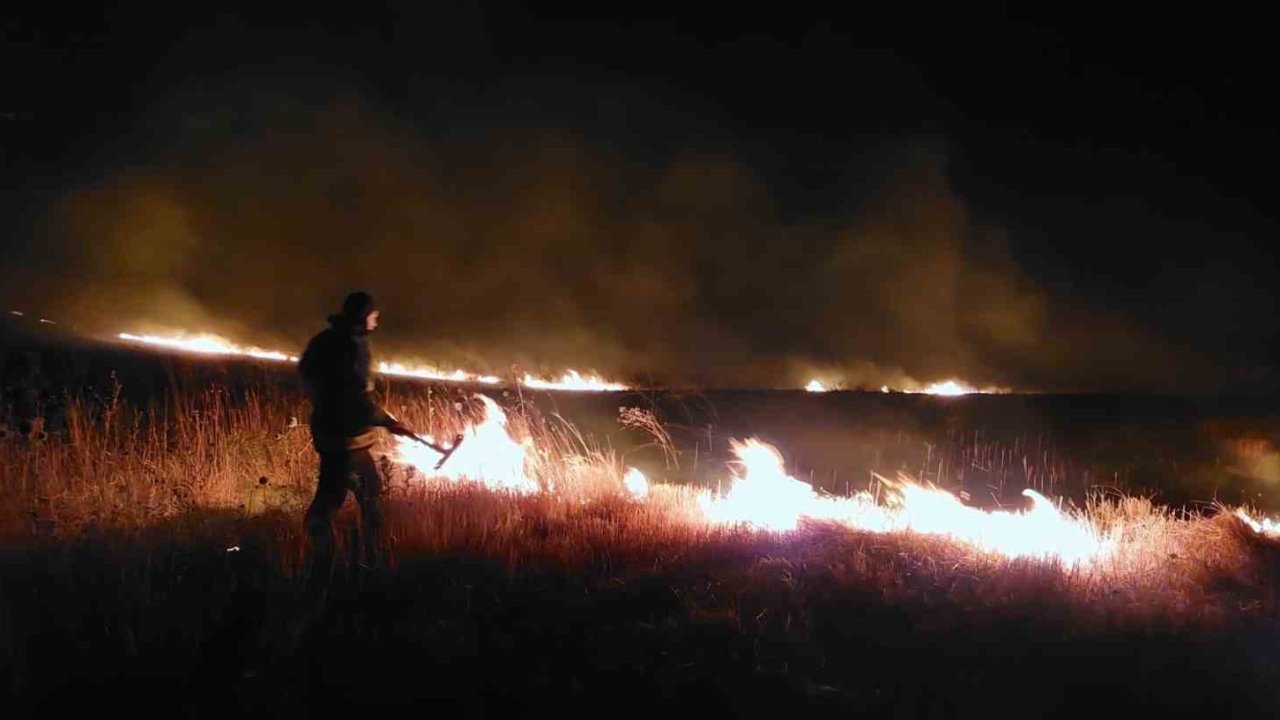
xmin=298 ymin=316 xmax=392 ymax=451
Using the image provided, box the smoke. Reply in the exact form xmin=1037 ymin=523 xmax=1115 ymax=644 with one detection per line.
xmin=1 ymin=93 xmax=1232 ymax=393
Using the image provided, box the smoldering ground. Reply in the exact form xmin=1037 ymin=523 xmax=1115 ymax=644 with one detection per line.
xmin=0 ymin=92 xmax=1231 ymax=393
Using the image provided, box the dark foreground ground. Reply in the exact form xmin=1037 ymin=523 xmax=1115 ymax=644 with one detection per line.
xmin=7 ymin=504 xmax=1280 ymax=719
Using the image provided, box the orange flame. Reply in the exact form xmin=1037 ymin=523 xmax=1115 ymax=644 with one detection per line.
xmin=521 ymin=370 xmax=628 ymax=392
xmin=1236 ymin=509 xmax=1280 ymax=538
xmin=377 ymin=360 xmax=501 ymax=385
xmin=115 ymin=330 xmax=627 ymax=391
xmin=695 ymin=438 xmax=1113 ymax=564
xmin=391 ymin=394 xmax=536 ymax=493
xmin=117 ymin=332 xmax=299 ymax=362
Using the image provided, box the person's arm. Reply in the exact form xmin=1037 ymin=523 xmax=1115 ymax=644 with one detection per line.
xmin=369 ymin=398 xmax=398 ymax=429
xmin=348 ymin=339 xmax=401 ymax=430
xmin=378 ymin=408 xmax=416 ymax=436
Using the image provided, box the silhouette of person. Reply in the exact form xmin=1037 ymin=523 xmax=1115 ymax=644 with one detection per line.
xmin=297 ymin=291 xmax=417 ymax=590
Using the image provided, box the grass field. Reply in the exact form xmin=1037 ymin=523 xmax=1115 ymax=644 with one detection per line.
xmin=5 ymin=341 xmax=1280 ymax=716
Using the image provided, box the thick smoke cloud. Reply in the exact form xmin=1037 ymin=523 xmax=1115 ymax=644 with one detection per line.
xmin=3 ymin=94 xmax=1229 ymax=393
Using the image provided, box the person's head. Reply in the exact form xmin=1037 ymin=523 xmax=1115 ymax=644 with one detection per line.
xmin=340 ymin=291 xmax=379 ymax=332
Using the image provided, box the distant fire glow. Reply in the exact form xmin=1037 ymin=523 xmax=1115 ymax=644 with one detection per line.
xmin=116 ymin=330 xmax=627 ymax=392
xmin=922 ymin=380 xmax=972 ymax=396
xmin=811 ymin=378 xmax=1001 ymax=395
xmin=117 ymin=333 xmax=299 ymax=362
xmin=521 ymin=370 xmax=628 ymax=392
xmin=377 ymin=360 xmax=500 ymax=385
xmin=884 ymin=379 xmax=1009 ymax=396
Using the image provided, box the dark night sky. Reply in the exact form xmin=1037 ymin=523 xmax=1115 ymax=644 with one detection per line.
xmin=3 ymin=5 xmax=1278 ymax=393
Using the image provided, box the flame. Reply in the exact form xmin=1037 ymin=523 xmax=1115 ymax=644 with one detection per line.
xmin=521 ymin=370 xmax=628 ymax=392
xmin=825 ymin=378 xmax=1007 ymax=395
xmin=377 ymin=360 xmax=501 ymax=385
xmin=873 ymin=484 xmax=1112 ymax=565
xmin=392 ymin=394 xmax=537 ymax=493
xmin=116 ymin=331 xmax=628 ymax=391
xmin=696 ymin=438 xmax=1113 ymax=564
xmin=1236 ymin=509 xmax=1280 ymax=537
xmin=117 ymin=332 xmax=300 ymax=362
xmin=921 ymin=379 xmax=972 ymax=396
xmin=898 ymin=379 xmax=1008 ymax=396
xmin=623 ymin=467 xmax=649 ymax=498
xmin=101 ymin=328 xmax=1160 ymax=565
xmin=697 ymin=439 xmax=847 ymax=530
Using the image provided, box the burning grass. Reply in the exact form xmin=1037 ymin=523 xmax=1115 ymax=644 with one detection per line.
xmin=5 ymin=378 xmax=1280 ymax=714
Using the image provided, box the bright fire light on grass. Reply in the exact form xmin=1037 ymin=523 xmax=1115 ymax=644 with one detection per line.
xmin=393 ymin=409 xmax=1112 ymax=564
xmin=695 ymin=438 xmax=1113 ymax=565
xmin=392 ymin=394 xmax=536 ymax=493
xmin=805 ymin=379 xmax=829 ymax=392
xmin=623 ymin=467 xmax=649 ymax=498
xmin=1236 ymin=509 xmax=1280 ymax=538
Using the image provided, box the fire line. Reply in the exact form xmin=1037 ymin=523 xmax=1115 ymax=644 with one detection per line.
xmin=116 ymin=331 xmax=627 ymax=392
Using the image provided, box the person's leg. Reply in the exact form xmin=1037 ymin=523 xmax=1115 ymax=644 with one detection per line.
xmin=304 ymin=451 xmax=350 ymax=590
xmin=351 ymin=448 xmax=386 ymax=569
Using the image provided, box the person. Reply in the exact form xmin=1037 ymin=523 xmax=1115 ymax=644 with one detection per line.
xmin=297 ymin=291 xmax=417 ymax=585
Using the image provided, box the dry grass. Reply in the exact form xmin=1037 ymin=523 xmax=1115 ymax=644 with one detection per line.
xmin=5 ymin=378 xmax=1280 ymax=621
xmin=5 ymin=377 xmax=1280 ymax=715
